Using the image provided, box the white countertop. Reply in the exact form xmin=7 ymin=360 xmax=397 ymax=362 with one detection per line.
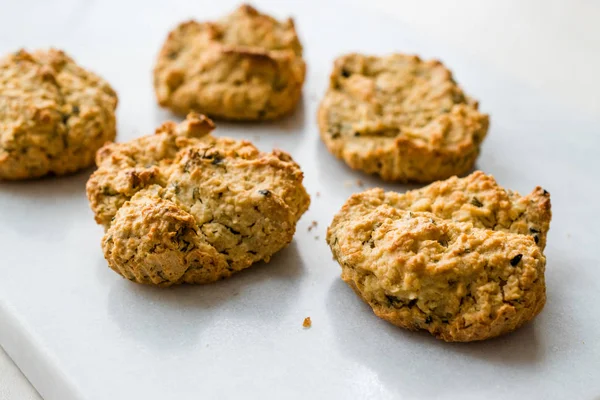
xmin=1 ymin=1 xmax=598 ymax=399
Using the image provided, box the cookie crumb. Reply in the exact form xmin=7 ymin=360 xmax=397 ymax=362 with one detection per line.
xmin=356 ymin=179 xmax=364 ymax=187
xmin=316 ymin=192 xmax=321 ymax=197
xmin=315 ymin=236 xmax=320 ymax=240
xmin=308 ymin=220 xmax=318 ymax=232
xmin=344 ymin=180 xmax=353 ymax=187
xmin=303 ymin=317 xmax=312 ymax=328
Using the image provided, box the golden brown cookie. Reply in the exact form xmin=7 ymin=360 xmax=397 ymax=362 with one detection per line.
xmin=0 ymin=49 xmax=117 ymax=180
xmin=86 ymin=113 xmax=310 ymax=286
xmin=318 ymin=53 xmax=489 ymax=182
xmin=154 ymin=4 xmax=305 ymax=121
xmin=327 ymin=172 xmax=551 ymax=341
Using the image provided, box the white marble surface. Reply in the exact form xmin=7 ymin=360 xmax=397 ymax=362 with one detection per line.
xmin=0 ymin=347 xmax=39 ymax=400
xmin=1 ymin=1 xmax=599 ymax=399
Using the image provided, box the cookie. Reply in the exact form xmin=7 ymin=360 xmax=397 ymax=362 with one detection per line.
xmin=327 ymin=172 xmax=551 ymax=341
xmin=0 ymin=49 xmax=117 ymax=180
xmin=154 ymin=4 xmax=305 ymax=121
xmin=318 ymin=53 xmax=489 ymax=182
xmin=86 ymin=113 xmax=310 ymax=286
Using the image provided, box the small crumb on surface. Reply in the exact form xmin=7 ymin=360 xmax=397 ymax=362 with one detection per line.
xmin=356 ymin=179 xmax=364 ymax=187
xmin=344 ymin=180 xmax=353 ymax=187
xmin=316 ymin=192 xmax=321 ymax=197
xmin=308 ymin=220 xmax=318 ymax=232
xmin=315 ymin=236 xmax=320 ymax=240
xmin=303 ymin=317 xmax=312 ymax=328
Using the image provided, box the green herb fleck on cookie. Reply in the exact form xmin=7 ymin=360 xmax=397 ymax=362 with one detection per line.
xmin=471 ymin=197 xmax=483 ymax=207
xmin=510 ymin=254 xmax=523 ymax=266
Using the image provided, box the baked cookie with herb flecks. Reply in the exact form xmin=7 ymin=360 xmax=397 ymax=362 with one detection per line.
xmin=86 ymin=113 xmax=310 ymax=286
xmin=327 ymin=172 xmax=551 ymax=342
xmin=318 ymin=53 xmax=489 ymax=183
xmin=154 ymin=4 xmax=305 ymax=121
xmin=0 ymin=49 xmax=117 ymax=180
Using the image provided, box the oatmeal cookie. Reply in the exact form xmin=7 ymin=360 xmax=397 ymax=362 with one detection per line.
xmin=154 ymin=4 xmax=305 ymax=120
xmin=86 ymin=113 xmax=310 ymax=286
xmin=327 ymin=172 xmax=551 ymax=341
xmin=318 ymin=53 xmax=489 ymax=182
xmin=0 ymin=49 xmax=117 ymax=180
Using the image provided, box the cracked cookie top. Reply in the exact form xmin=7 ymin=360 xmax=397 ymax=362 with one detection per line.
xmin=358 ymin=171 xmax=552 ymax=250
xmin=318 ymin=53 xmax=489 ymax=182
xmin=86 ymin=113 xmax=310 ymax=285
xmin=154 ymin=4 xmax=306 ymax=120
xmin=327 ymin=172 xmax=551 ymax=341
xmin=0 ymin=49 xmax=117 ymax=180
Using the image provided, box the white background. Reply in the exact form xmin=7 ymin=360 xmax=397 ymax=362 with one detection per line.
xmin=1 ymin=0 xmax=599 ymax=399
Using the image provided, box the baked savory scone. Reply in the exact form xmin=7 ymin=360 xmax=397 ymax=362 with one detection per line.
xmin=327 ymin=172 xmax=551 ymax=341
xmin=0 ymin=49 xmax=117 ymax=180
xmin=86 ymin=113 xmax=310 ymax=286
xmin=154 ymin=4 xmax=305 ymax=121
xmin=318 ymin=53 xmax=489 ymax=182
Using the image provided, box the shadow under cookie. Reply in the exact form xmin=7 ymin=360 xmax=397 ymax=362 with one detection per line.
xmin=106 ymin=241 xmax=305 ymax=352
xmin=325 ymin=279 xmax=544 ymax=398
xmin=0 ymin=170 xmax=92 ymax=242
